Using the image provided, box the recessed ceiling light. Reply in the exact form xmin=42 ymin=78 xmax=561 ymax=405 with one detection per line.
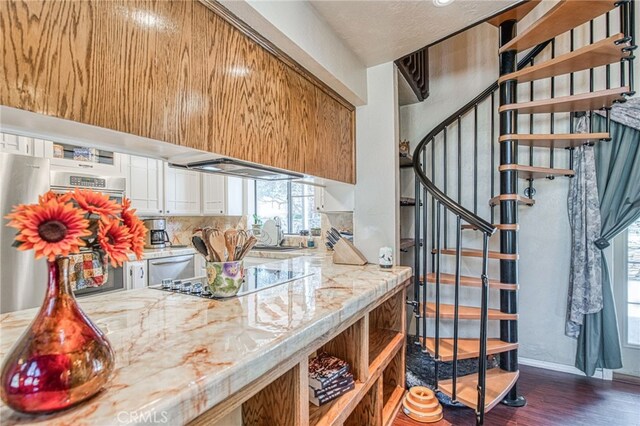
xmin=433 ymin=0 xmax=455 ymax=6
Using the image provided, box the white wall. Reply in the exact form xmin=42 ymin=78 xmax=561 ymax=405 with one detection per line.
xmin=399 ymin=4 xmax=639 ymax=372
xmin=354 ymin=62 xmax=400 ymax=262
xmin=218 ymin=0 xmax=367 ymax=105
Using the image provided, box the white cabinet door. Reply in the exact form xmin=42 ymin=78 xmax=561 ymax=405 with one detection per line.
xmin=202 ymin=174 xmax=226 ymax=215
xmin=125 ymin=260 xmax=148 ymax=289
xmin=0 ymin=133 xmax=31 ymax=155
xmin=164 ymin=164 xmax=201 ymax=215
xmin=314 ymin=183 xmax=355 ymax=212
xmin=194 ymin=254 xmax=207 ymax=277
xmin=226 ymin=177 xmax=245 ymax=216
xmin=127 ymin=155 xmax=164 ymax=216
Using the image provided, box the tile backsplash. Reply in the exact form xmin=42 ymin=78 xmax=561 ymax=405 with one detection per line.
xmin=163 ymin=216 xmax=246 ymax=246
xmin=158 ymin=212 xmax=352 ymax=249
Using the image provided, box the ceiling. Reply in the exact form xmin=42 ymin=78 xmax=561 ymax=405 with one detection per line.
xmin=308 ymin=0 xmax=520 ymax=66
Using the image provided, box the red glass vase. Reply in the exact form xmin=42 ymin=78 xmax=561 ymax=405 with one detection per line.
xmin=0 ymin=258 xmax=114 ymax=413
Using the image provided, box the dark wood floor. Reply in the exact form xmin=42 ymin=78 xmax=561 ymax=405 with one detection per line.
xmin=394 ymin=365 xmax=640 ymax=426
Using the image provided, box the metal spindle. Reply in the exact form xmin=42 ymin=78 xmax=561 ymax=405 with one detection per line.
xmin=474 ymin=105 xmax=479 ymax=214
xmin=434 ymin=202 xmax=442 ymax=388
xmin=451 ymin=216 xmax=462 ymax=401
xmin=422 ymin=146 xmax=429 ymax=349
xmin=431 ymin=139 xmax=436 ymax=274
xmin=476 ymin=233 xmax=491 ymax=426
xmin=458 ymin=117 xmax=462 ymax=203
xmin=621 ymin=6 xmax=628 ymax=88
xmin=443 ymin=128 xmax=448 ymax=249
xmin=606 ymin=13 xmax=612 ymax=90
xmin=529 ymin=58 xmax=534 ymax=168
xmin=549 ymin=39 xmax=556 ymax=169
xmin=414 ymin=173 xmax=421 ymax=340
xmin=490 ymin=92 xmax=495 ymax=224
xmin=590 ymin=20 xmax=595 ymax=133
xmin=626 ymin=0 xmax=635 ymax=94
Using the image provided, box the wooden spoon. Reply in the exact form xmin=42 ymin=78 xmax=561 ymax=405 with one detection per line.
xmin=209 ymin=230 xmax=226 ymax=262
xmin=224 ymin=229 xmax=239 ymax=261
xmin=201 ymin=228 xmax=216 ymax=261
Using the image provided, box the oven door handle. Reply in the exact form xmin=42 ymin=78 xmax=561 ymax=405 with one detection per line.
xmin=149 ymin=258 xmax=192 ymax=266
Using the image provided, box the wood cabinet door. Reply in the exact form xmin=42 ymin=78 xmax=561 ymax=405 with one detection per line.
xmin=306 ymin=89 xmax=355 ymax=183
xmin=128 ymin=155 xmax=164 ymax=216
xmin=202 ymin=174 xmax=226 ymax=215
xmin=164 ymin=164 xmax=201 ymax=216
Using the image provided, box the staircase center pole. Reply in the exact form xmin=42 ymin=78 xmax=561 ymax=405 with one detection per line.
xmin=498 ymin=19 xmax=526 ymax=408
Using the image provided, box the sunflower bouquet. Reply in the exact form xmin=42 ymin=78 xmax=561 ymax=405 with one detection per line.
xmin=5 ymin=189 xmax=146 ymax=267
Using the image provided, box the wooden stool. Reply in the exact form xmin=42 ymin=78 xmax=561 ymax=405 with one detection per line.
xmin=402 ymin=386 xmax=443 ymax=423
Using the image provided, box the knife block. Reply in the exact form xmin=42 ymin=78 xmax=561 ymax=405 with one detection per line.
xmin=332 ymin=239 xmax=368 ymax=266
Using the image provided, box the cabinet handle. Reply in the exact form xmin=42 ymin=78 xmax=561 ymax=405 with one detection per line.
xmin=139 ymin=267 xmax=144 ymax=279
xmin=159 ymin=210 xmax=162 ymax=213
xmin=166 ymin=210 xmax=170 ymax=214
xmin=78 ymin=163 xmax=94 ymax=168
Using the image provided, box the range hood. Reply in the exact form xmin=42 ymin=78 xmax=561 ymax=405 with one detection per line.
xmin=179 ymin=158 xmax=304 ymax=181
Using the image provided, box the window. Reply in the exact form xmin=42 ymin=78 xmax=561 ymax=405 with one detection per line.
xmin=627 ymin=218 xmax=640 ymax=346
xmin=254 ymin=181 xmax=320 ymax=235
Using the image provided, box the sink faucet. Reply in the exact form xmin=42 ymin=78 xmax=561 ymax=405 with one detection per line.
xmin=274 ymin=217 xmax=284 ymax=246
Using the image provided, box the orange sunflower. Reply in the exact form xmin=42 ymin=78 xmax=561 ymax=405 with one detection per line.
xmin=98 ymin=219 xmax=132 ymax=267
xmin=5 ymin=198 xmax=91 ymax=262
xmin=38 ymin=190 xmax=72 ymax=204
xmin=72 ymin=188 xmax=121 ymax=219
xmin=120 ymin=198 xmax=146 ymax=260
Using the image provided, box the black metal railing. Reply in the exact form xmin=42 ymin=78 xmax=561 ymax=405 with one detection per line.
xmin=408 ymin=2 xmax=635 ymax=424
xmin=397 ymin=48 xmax=430 ymax=101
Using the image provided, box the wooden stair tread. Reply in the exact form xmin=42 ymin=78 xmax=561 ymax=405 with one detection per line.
xmin=489 ymin=194 xmax=535 ymax=207
xmin=400 ymin=238 xmax=416 ymax=250
xmin=461 ymin=223 xmax=519 ymax=231
xmin=424 ymin=303 xmax=518 ymax=320
xmin=499 ymin=87 xmax=629 ymax=114
xmin=422 ymin=338 xmax=519 ymax=361
xmin=400 ymin=197 xmax=416 ymax=206
xmin=438 ymin=369 xmax=520 ymax=411
xmin=400 ymin=153 xmax=413 ymax=168
xmin=499 ymin=132 xmax=609 ymax=149
xmin=499 ymin=0 xmax=618 ymax=53
xmin=499 ymin=33 xmax=631 ymax=83
xmin=499 ymin=164 xmax=575 ymax=179
xmin=423 ymin=272 xmax=517 ymax=290
xmin=433 ymin=248 xmax=518 ymax=260
xmin=488 ymin=1 xmax=541 ymax=27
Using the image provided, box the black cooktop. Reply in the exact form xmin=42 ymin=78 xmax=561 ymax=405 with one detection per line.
xmin=150 ymin=267 xmax=312 ymax=299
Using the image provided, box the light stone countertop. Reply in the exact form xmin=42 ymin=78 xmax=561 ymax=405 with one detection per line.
xmin=128 ymin=246 xmax=198 ymax=261
xmin=0 ymin=252 xmax=412 ymax=425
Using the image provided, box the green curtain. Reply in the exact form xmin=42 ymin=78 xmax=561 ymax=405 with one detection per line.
xmin=576 ymin=115 xmax=640 ymax=375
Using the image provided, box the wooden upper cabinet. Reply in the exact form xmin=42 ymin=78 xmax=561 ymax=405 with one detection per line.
xmin=312 ymin=87 xmax=355 ymax=183
xmin=0 ymin=0 xmax=355 ymax=183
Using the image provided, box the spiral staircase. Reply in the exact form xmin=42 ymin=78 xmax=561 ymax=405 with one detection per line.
xmin=407 ymin=1 xmax=636 ymax=424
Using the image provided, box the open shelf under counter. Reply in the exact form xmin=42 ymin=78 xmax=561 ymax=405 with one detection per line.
xmin=309 ymin=381 xmax=367 ymax=426
xmin=369 ymin=328 xmax=404 ymax=372
xmin=190 ymin=278 xmax=410 ymax=426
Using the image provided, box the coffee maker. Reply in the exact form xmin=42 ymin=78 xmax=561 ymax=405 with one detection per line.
xmin=143 ymin=219 xmax=170 ymax=249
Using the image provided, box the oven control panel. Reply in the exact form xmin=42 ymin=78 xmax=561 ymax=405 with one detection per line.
xmin=69 ymin=176 xmax=106 ymax=188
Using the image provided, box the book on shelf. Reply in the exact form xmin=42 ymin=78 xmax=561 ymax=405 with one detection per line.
xmin=309 ymin=372 xmax=354 ymax=398
xmin=308 ymin=352 xmax=350 ymax=389
xmin=309 ymin=381 xmax=355 ymax=406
